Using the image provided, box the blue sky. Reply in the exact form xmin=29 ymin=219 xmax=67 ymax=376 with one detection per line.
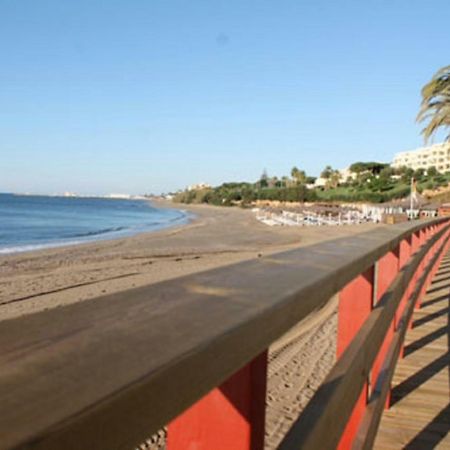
xmin=1 ymin=0 xmax=449 ymax=195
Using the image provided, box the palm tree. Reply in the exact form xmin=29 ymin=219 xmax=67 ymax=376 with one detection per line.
xmin=417 ymin=65 xmax=450 ymax=142
xmin=291 ymin=166 xmax=307 ymax=185
xmin=281 ymin=175 xmax=291 ymax=188
xmin=328 ymin=170 xmax=341 ymax=189
xmin=320 ymin=165 xmax=333 ymax=180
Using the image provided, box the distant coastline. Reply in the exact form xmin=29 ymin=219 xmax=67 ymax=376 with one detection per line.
xmin=0 ymin=194 xmax=191 ymax=255
xmin=3 ymin=191 xmax=149 ymax=200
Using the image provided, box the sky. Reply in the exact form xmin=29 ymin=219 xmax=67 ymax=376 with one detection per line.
xmin=1 ymin=0 xmax=449 ymax=195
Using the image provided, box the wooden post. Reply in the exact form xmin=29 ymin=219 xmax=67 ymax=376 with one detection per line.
xmin=337 ymin=267 xmax=374 ymax=450
xmin=425 ymin=226 xmax=437 ymax=290
xmin=421 ymin=227 xmax=430 ymax=296
xmin=412 ymin=231 xmax=422 ymax=311
xmin=424 ymin=226 xmax=434 ymax=291
xmin=418 ymin=226 xmax=431 ymax=307
xmin=372 ymin=247 xmax=399 ymax=408
xmin=167 ymin=351 xmax=268 ymax=450
xmin=398 ymin=237 xmax=411 ymax=359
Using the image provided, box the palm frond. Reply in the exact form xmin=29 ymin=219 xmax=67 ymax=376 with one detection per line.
xmin=417 ymin=65 xmax=450 ymax=142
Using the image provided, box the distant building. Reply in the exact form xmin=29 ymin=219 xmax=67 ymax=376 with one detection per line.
xmin=339 ymin=167 xmax=357 ymax=183
xmin=392 ymin=142 xmax=450 ymax=173
xmin=313 ymin=177 xmax=326 ymax=187
xmin=106 ymin=193 xmax=132 ymax=199
xmin=313 ymin=167 xmax=355 ymax=188
xmin=187 ymin=182 xmax=212 ymax=191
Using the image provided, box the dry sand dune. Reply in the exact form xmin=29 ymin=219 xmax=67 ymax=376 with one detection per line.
xmin=0 ymin=201 xmax=379 ymax=449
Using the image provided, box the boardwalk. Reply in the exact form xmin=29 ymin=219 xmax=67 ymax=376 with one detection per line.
xmin=374 ymin=253 xmax=450 ymax=449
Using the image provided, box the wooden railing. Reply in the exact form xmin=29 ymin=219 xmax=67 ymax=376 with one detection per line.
xmin=1 ymin=218 xmax=449 ymax=450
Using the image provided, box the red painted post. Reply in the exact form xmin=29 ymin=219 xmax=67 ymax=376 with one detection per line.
xmin=425 ymin=226 xmax=437 ymax=290
xmin=337 ymin=267 xmax=374 ymax=450
xmin=412 ymin=231 xmax=422 ymax=311
xmin=422 ymin=227 xmax=432 ymax=294
xmin=418 ymin=226 xmax=431 ymax=307
xmin=372 ymin=247 xmax=399 ymax=408
xmin=411 ymin=230 xmax=420 ymax=255
xmin=434 ymin=225 xmax=444 ymax=276
xmin=167 ymin=351 xmax=268 ymax=450
xmin=429 ymin=239 xmax=437 ymax=281
xmin=398 ymin=237 xmax=411 ymax=359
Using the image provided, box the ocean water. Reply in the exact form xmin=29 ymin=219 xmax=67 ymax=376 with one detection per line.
xmin=0 ymin=194 xmax=189 ymax=254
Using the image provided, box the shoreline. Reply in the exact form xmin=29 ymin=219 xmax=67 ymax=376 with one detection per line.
xmin=0 ymin=198 xmax=192 ymax=257
xmin=0 ymin=201 xmax=380 ymax=321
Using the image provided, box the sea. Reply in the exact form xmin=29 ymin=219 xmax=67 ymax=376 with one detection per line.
xmin=0 ymin=193 xmax=190 ymax=255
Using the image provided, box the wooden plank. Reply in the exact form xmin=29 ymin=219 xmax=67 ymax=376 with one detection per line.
xmin=374 ymin=252 xmax=450 ymax=450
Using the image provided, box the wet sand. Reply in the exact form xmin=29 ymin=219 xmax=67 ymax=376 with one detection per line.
xmin=0 ymin=201 xmax=379 ymax=449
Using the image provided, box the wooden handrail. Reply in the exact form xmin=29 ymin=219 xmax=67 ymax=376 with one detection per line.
xmin=0 ymin=217 xmax=448 ymax=450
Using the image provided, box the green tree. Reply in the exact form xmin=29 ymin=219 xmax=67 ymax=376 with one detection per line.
xmin=400 ymin=167 xmax=415 ymax=183
xmin=349 ymin=162 xmax=366 ymax=175
xmin=349 ymin=162 xmax=389 ymax=175
xmin=414 ymin=168 xmax=426 ymax=180
xmin=281 ymin=176 xmax=290 ymax=188
xmin=291 ymin=166 xmax=307 ymax=185
xmin=417 ymin=65 xmax=450 ymax=142
xmin=394 ymin=165 xmax=408 ymax=176
xmin=320 ymin=165 xmax=333 ymax=180
xmin=258 ymin=169 xmax=269 ymax=188
xmin=320 ymin=165 xmax=340 ymax=189
xmin=427 ymin=166 xmax=438 ymax=177
xmin=328 ymin=170 xmax=341 ymax=189
xmin=379 ymin=166 xmax=394 ymax=180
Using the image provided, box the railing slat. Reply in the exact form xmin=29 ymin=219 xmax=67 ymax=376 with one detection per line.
xmin=372 ymin=247 xmax=399 ymax=408
xmin=167 ymin=351 xmax=267 ymax=450
xmin=336 ymin=268 xmax=374 ymax=450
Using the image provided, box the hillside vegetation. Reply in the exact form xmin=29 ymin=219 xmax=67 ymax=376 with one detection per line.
xmin=174 ymin=163 xmax=450 ymax=207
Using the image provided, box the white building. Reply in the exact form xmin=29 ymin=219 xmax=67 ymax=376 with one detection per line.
xmin=314 ymin=177 xmax=327 ymax=187
xmin=187 ymin=182 xmax=212 ymax=191
xmin=313 ymin=167 xmax=355 ymax=188
xmin=392 ymin=142 xmax=450 ymax=173
xmin=339 ymin=167 xmax=357 ymax=182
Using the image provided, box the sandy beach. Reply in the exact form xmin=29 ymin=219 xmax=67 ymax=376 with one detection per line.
xmin=0 ymin=201 xmax=379 ymax=449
